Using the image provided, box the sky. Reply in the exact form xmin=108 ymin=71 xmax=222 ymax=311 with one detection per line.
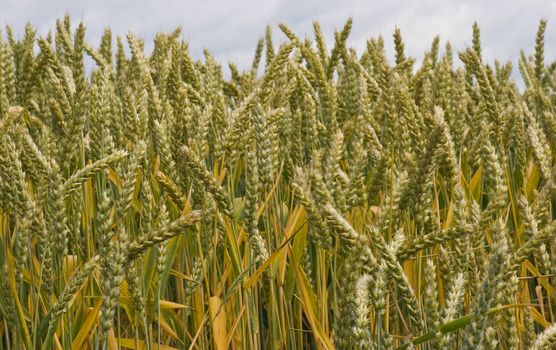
xmin=0 ymin=0 xmax=554 ymax=73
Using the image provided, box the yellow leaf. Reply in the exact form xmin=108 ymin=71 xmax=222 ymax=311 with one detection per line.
xmin=63 ymin=255 xmax=78 ymax=277
xmin=108 ymin=328 xmax=119 ymax=350
xmin=470 ymin=166 xmax=482 ymax=201
xmin=72 ymin=300 xmax=102 ymax=350
xmin=443 ymin=200 xmax=454 ymax=230
xmin=108 ymin=168 xmax=121 ymax=187
xmin=523 ymin=260 xmax=556 ymax=298
xmin=6 ymin=258 xmax=32 ymax=349
xmin=244 ymin=206 xmax=304 ymax=288
xmin=525 ymin=161 xmax=540 ymax=200
xmin=169 ymin=269 xmax=198 ymax=282
xmin=530 ymin=307 xmax=549 ymax=328
xmin=293 ymin=259 xmax=334 ymax=350
xmin=158 ymin=314 xmax=180 ymax=340
xmin=159 ymin=300 xmax=188 ymax=310
xmin=209 ymin=296 xmax=228 ymax=350
xmin=116 ymin=338 xmax=178 ymax=350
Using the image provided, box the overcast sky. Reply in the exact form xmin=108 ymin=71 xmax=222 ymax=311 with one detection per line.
xmin=0 ymin=0 xmax=554 ymax=73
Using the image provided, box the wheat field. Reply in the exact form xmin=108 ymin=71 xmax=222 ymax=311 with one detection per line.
xmin=0 ymin=16 xmax=556 ymax=349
